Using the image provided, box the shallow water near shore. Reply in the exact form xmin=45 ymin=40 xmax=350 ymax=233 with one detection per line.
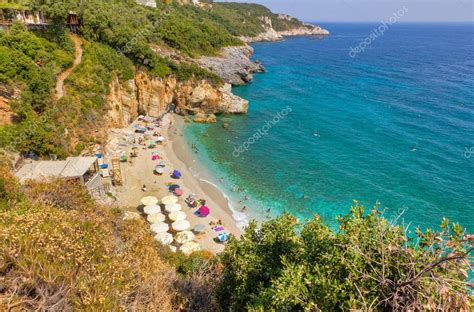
xmin=186 ymin=23 xmax=474 ymax=232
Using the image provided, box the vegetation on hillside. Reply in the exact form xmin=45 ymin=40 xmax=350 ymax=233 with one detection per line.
xmin=205 ymin=2 xmax=308 ymax=37
xmin=218 ymin=203 xmax=473 ymax=311
xmin=0 ymin=23 xmax=74 ymax=156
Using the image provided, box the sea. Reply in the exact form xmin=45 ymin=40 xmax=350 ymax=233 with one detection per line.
xmin=185 ymin=23 xmax=474 ymax=232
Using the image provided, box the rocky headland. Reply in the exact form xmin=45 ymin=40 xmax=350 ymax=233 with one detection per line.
xmin=106 ymin=72 xmax=248 ymax=127
xmin=198 ymin=45 xmax=265 ymax=85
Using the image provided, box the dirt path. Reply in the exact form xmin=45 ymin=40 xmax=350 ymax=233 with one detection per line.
xmin=55 ymin=35 xmax=83 ymax=100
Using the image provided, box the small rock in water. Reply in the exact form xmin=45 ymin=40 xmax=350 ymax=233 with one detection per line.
xmin=222 ymin=122 xmax=229 ymax=128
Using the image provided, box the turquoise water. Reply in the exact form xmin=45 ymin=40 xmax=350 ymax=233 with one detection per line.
xmin=186 ymin=23 xmax=474 ymax=232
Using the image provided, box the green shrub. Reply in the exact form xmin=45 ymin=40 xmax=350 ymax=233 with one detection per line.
xmin=218 ymin=202 xmax=473 ymax=311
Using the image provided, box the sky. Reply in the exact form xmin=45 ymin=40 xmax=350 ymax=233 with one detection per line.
xmin=217 ymin=0 xmax=474 ymax=22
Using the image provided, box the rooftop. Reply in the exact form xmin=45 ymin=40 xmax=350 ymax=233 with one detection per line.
xmin=15 ymin=157 xmax=98 ymax=183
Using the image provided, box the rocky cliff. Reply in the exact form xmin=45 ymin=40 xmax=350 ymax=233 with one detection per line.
xmin=198 ymin=45 xmax=265 ymax=85
xmin=241 ymin=15 xmax=329 ymax=43
xmin=106 ymin=71 xmax=248 ymax=127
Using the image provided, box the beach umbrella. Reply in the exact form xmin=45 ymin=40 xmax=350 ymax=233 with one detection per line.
xmin=217 ymin=232 xmax=230 ymax=243
xmin=175 ymin=231 xmax=195 ymax=244
xmin=168 ymin=184 xmax=180 ymax=191
xmin=192 ymin=223 xmax=206 ymax=233
xmin=172 ymin=170 xmax=182 ymax=178
xmin=150 ymin=222 xmax=169 ymax=234
xmin=172 ymin=219 xmax=191 ymax=232
xmin=155 ymin=167 xmax=164 ymax=175
xmin=158 ymin=161 xmax=166 ymax=167
xmin=169 ymin=245 xmax=177 ymax=253
xmin=141 ymin=196 xmax=158 ymax=206
xmin=197 ymin=205 xmax=210 ymax=217
xmin=179 ymin=241 xmax=201 ymax=255
xmin=144 ymin=204 xmax=161 ymax=215
xmin=169 ymin=211 xmax=187 ymax=221
xmin=174 ymin=188 xmax=183 ymax=196
xmin=165 ymin=203 xmax=182 ymax=213
xmin=154 ymin=232 xmax=173 ymax=245
xmin=156 ymin=136 xmax=165 ymax=142
xmin=147 ymin=212 xmax=166 ymax=223
xmin=161 ymin=195 xmax=178 ymax=205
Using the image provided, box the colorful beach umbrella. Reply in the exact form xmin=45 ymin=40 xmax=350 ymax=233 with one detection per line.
xmin=169 ymin=211 xmax=187 ymax=221
xmin=172 ymin=170 xmax=182 ymax=178
xmin=141 ymin=196 xmax=158 ymax=206
xmin=155 ymin=167 xmax=164 ymax=174
xmin=144 ymin=204 xmax=161 ymax=215
xmin=154 ymin=232 xmax=173 ymax=245
xmin=150 ymin=222 xmax=169 ymax=234
xmin=168 ymin=184 xmax=180 ymax=191
xmin=217 ymin=232 xmax=230 ymax=242
xmin=172 ymin=219 xmax=191 ymax=232
xmin=161 ymin=195 xmax=178 ymax=205
xmin=174 ymin=188 xmax=183 ymax=196
xmin=175 ymin=231 xmax=195 ymax=244
xmin=147 ymin=212 xmax=166 ymax=223
xmin=197 ymin=205 xmax=210 ymax=217
xmin=165 ymin=203 xmax=182 ymax=213
xmin=179 ymin=241 xmax=201 ymax=255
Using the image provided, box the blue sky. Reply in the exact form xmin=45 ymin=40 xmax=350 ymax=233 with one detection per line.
xmin=217 ymin=0 xmax=473 ymax=22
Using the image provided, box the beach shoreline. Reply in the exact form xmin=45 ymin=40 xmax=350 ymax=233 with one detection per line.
xmin=111 ymin=113 xmax=242 ymax=254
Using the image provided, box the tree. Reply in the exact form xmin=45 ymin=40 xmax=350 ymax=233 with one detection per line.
xmin=218 ymin=201 xmax=473 ymax=311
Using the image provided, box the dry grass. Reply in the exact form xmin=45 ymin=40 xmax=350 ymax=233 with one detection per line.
xmin=0 ymin=173 xmax=186 ymax=311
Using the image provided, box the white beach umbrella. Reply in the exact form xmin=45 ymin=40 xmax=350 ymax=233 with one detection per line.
xmin=165 ymin=203 xmax=182 ymax=213
xmin=169 ymin=245 xmax=177 ymax=253
xmin=179 ymin=241 xmax=201 ymax=255
xmin=172 ymin=219 xmax=191 ymax=232
xmin=141 ymin=196 xmax=159 ymax=206
xmin=161 ymin=195 xmax=178 ymax=205
xmin=175 ymin=230 xmax=195 ymax=244
xmin=144 ymin=204 xmax=161 ymax=215
xmin=154 ymin=232 xmax=173 ymax=245
xmin=168 ymin=211 xmax=187 ymax=221
xmin=155 ymin=167 xmax=164 ymax=174
xmin=150 ymin=222 xmax=169 ymax=234
xmin=156 ymin=136 xmax=165 ymax=142
xmin=147 ymin=212 xmax=166 ymax=223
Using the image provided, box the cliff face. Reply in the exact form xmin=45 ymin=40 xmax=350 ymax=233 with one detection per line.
xmin=106 ymin=71 xmax=248 ymax=127
xmin=198 ymin=45 xmax=265 ymax=85
xmin=241 ymin=15 xmax=329 ymax=43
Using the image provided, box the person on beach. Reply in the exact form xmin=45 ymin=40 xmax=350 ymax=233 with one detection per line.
xmin=241 ymin=206 xmax=247 ymax=212
xmin=244 ymin=195 xmax=249 ymax=201
xmin=142 ymin=184 xmax=147 ymax=192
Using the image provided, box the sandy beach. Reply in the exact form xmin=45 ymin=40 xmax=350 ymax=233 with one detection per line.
xmin=112 ymin=113 xmax=242 ymax=254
